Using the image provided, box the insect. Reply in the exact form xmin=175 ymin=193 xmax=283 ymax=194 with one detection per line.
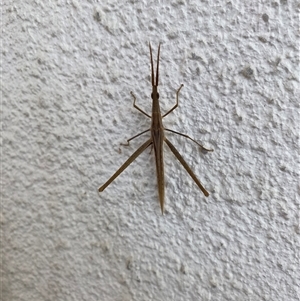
xmin=99 ymin=43 xmax=213 ymax=214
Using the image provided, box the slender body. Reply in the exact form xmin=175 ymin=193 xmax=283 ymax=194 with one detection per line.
xmin=99 ymin=43 xmax=213 ymax=214
xmin=150 ymin=44 xmax=166 ymax=212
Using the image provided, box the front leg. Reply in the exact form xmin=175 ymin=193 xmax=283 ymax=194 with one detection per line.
xmin=130 ymin=91 xmax=151 ymax=118
xmin=162 ymin=84 xmax=184 ymax=118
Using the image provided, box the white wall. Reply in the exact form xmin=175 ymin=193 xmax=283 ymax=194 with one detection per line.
xmin=2 ymin=1 xmax=299 ymax=300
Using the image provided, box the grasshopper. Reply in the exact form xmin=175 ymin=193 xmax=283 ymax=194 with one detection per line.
xmin=99 ymin=43 xmax=213 ymax=214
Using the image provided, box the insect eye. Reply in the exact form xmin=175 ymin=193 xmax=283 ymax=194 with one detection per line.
xmin=151 ymin=92 xmax=159 ymax=99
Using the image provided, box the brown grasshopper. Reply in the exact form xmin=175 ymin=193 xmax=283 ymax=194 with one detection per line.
xmin=99 ymin=43 xmax=213 ymax=214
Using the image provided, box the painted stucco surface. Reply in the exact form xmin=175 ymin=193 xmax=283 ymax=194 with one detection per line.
xmin=2 ymin=1 xmax=299 ymax=300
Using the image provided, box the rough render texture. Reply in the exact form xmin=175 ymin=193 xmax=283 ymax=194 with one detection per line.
xmin=2 ymin=1 xmax=299 ymax=301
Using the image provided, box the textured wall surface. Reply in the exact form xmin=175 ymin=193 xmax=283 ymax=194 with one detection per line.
xmin=2 ymin=1 xmax=299 ymax=300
